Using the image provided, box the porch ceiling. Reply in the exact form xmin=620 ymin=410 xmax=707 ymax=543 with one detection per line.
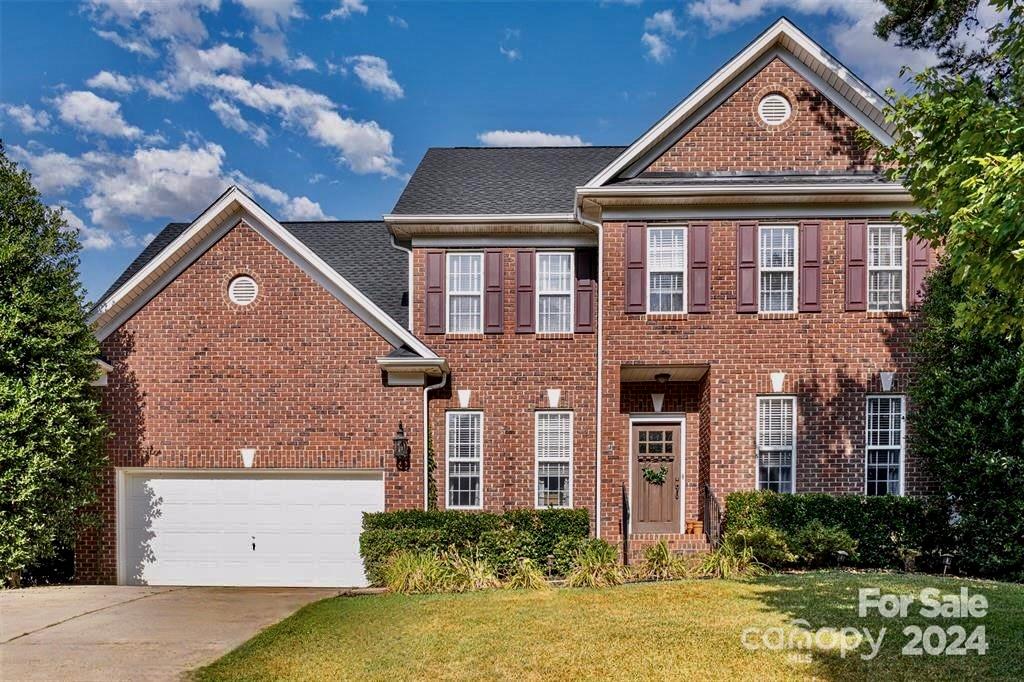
xmin=619 ymin=364 xmax=709 ymax=383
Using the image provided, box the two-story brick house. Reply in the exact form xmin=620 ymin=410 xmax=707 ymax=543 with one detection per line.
xmin=79 ymin=18 xmax=932 ymax=586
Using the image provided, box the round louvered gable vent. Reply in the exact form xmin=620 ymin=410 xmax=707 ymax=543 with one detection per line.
xmin=228 ymin=275 xmax=258 ymax=305
xmin=758 ymin=94 xmax=792 ymax=125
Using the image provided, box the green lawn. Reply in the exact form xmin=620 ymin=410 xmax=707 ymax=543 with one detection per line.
xmin=194 ymin=572 xmax=1023 ymax=681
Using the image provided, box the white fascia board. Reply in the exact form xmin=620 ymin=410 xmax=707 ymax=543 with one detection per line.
xmin=376 ymin=356 xmax=449 ymax=376
xmin=90 ymin=186 xmax=438 ymax=360
xmin=584 ymin=18 xmax=892 ymax=188
xmin=383 ymin=213 xmax=575 ymax=224
xmin=576 ymin=182 xmax=910 ymax=198
xmin=95 ymin=358 xmax=114 ymax=373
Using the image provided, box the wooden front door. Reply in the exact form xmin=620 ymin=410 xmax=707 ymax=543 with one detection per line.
xmin=631 ymin=424 xmax=681 ymax=534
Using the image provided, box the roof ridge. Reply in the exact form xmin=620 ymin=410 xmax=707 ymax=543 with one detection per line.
xmin=281 ymin=220 xmax=385 ymax=224
xmin=427 ymin=145 xmax=628 ymax=151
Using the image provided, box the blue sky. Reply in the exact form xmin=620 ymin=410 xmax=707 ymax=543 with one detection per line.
xmin=0 ymin=0 xmax=938 ymax=302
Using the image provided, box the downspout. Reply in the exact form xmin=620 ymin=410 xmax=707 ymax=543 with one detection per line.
xmin=422 ymin=373 xmax=448 ymax=510
xmin=575 ymin=197 xmax=603 ymax=539
xmin=389 ymin=234 xmax=414 ymax=332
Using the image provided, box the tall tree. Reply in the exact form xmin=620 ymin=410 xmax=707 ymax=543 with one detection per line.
xmin=874 ymin=0 xmax=1024 ymax=338
xmin=0 ymin=143 xmax=107 ymax=585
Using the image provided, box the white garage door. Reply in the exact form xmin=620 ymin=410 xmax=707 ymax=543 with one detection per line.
xmin=120 ymin=471 xmax=383 ymax=587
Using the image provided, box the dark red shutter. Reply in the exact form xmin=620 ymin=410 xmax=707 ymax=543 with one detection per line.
xmin=908 ymin=235 xmax=931 ymax=308
xmin=799 ymin=221 xmax=821 ymax=312
xmin=515 ymin=249 xmax=535 ymax=333
xmin=483 ymin=249 xmax=503 ymax=333
xmin=688 ymin=223 xmax=711 ymax=313
xmin=625 ymin=222 xmax=647 ymax=313
xmin=736 ymin=221 xmax=758 ymax=313
xmin=574 ymin=248 xmax=597 ymax=333
xmin=845 ymin=220 xmax=868 ymax=311
xmin=424 ymin=250 xmax=445 ymax=334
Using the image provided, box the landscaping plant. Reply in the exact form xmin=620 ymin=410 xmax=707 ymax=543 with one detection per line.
xmin=504 ymin=558 xmax=549 ymax=590
xmin=445 ymin=552 xmax=501 ymax=592
xmin=697 ymin=543 xmax=767 ymax=580
xmin=791 ymin=520 xmax=858 ymax=568
xmin=564 ymin=539 xmax=627 ymax=588
xmin=637 ymin=540 xmax=689 ymax=581
xmin=723 ymin=526 xmax=796 ymax=568
xmin=381 ymin=550 xmax=452 ymax=594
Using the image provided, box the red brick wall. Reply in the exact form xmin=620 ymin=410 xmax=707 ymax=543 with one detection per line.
xmin=645 ymin=58 xmax=878 ymax=175
xmin=412 ymin=248 xmax=598 ymax=521
xmin=78 ymin=221 xmax=423 ymax=583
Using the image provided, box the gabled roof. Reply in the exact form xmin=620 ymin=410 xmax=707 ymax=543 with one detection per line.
xmin=390 ymin=146 xmax=625 ymax=217
xmin=89 ymin=186 xmax=436 ymax=358
xmin=584 ymin=17 xmax=895 ymax=188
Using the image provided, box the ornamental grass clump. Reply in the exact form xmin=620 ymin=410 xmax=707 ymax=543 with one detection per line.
xmin=381 ymin=550 xmax=451 ymax=594
xmin=564 ymin=539 xmax=627 ymax=588
xmin=445 ymin=551 xmax=501 ymax=592
xmin=504 ymin=558 xmax=549 ymax=590
xmin=637 ymin=540 xmax=690 ymax=581
xmin=697 ymin=543 xmax=767 ymax=580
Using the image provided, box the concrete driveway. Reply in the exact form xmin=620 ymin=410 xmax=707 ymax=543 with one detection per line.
xmin=0 ymin=585 xmax=338 ymax=681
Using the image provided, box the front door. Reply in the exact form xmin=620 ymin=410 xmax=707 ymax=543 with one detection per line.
xmin=631 ymin=424 xmax=681 ymax=534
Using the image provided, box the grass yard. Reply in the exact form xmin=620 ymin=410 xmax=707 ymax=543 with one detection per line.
xmin=194 ymin=572 xmax=1023 ymax=681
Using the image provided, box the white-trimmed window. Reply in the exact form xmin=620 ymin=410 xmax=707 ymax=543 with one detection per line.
xmin=446 ymin=411 xmax=483 ymax=508
xmin=535 ymin=411 xmax=572 ymax=508
xmin=647 ymin=226 xmax=687 ymax=313
xmin=759 ymin=225 xmax=797 ymax=312
xmin=447 ymin=252 xmax=483 ymax=333
xmin=868 ymin=224 xmax=905 ymax=311
xmin=866 ymin=395 xmax=905 ymax=496
xmin=757 ymin=396 xmax=796 ymax=493
xmin=536 ymin=252 xmax=573 ymax=333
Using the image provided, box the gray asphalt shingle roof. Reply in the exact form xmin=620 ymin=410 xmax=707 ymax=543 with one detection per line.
xmin=391 ymin=146 xmax=626 ymax=215
xmin=96 ymin=220 xmax=409 ymax=328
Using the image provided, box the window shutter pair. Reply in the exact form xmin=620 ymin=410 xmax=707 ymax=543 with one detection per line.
xmin=845 ymin=222 xmax=931 ymax=310
xmin=624 ymin=222 xmax=711 ymax=314
xmin=423 ymin=249 xmax=503 ymax=334
xmin=515 ymin=248 xmax=597 ymax=333
xmin=736 ymin=221 xmax=821 ymax=313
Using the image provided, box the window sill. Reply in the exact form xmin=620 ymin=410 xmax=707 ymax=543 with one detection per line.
xmin=645 ymin=313 xmax=688 ymax=321
xmin=866 ymin=310 xmax=911 ymax=319
xmin=757 ymin=312 xmax=799 ymax=320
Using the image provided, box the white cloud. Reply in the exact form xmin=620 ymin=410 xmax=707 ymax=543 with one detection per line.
xmin=250 ymin=27 xmax=313 ymax=71
xmin=500 ymin=45 xmax=521 ymax=61
xmin=10 ymin=146 xmax=90 ymax=192
xmin=288 ymin=53 xmax=318 ymax=71
xmin=234 ymin=0 xmax=304 ymax=28
xmin=388 ymin=15 xmax=408 ymax=29
xmin=308 ymin=172 xmax=326 ymax=184
xmin=94 ymin=29 xmax=157 ymax=57
xmin=56 ymin=205 xmax=115 ymax=250
xmin=87 ymin=0 xmax=219 ymax=44
xmin=642 ymin=8 xmax=685 ymax=62
xmin=53 ymin=91 xmax=142 ymax=139
xmin=2 ymin=104 xmax=52 ymax=133
xmin=477 ymin=130 xmax=589 ymax=147
xmin=209 ymin=98 xmax=269 ymax=145
xmin=644 ymin=9 xmax=684 ymax=37
xmin=279 ymin=196 xmax=332 ymax=220
xmin=86 ymin=70 xmax=135 ymax=93
xmin=325 ymin=59 xmax=347 ymax=76
xmin=345 ymin=55 xmax=404 ymax=99
xmin=324 ymin=0 xmax=367 ymax=20
xmin=641 ymin=32 xmax=673 ymax=62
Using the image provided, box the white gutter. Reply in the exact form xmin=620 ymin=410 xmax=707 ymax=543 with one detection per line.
xmin=574 ymin=197 xmax=604 ymax=540
xmin=422 ymin=373 xmax=448 ymax=510
xmin=389 ymin=234 xmax=414 ymax=332
xmin=384 ymin=213 xmax=576 ymax=224
xmin=576 ymin=183 xmax=910 ymax=198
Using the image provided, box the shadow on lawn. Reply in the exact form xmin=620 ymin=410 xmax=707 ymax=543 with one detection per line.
xmin=746 ymin=572 xmax=1017 ymax=681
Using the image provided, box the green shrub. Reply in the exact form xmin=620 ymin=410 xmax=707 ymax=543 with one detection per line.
xmin=505 ymin=558 xmax=549 ymax=590
xmin=637 ymin=540 xmax=689 ymax=581
xmin=697 ymin=545 xmax=767 ymax=580
xmin=724 ymin=491 xmax=950 ymax=571
xmin=551 ymin=535 xmax=588 ymax=577
xmin=360 ymin=508 xmax=589 ymax=585
xmin=381 ymin=550 xmax=451 ymax=594
xmin=565 ymin=539 xmax=626 ymax=588
xmin=791 ymin=520 xmax=858 ymax=567
xmin=723 ymin=526 xmax=796 ymax=567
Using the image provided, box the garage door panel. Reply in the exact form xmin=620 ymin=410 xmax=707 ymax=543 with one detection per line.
xmin=122 ymin=472 xmax=383 ymax=587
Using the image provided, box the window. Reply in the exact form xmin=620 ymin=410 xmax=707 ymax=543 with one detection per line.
xmin=446 ymin=411 xmax=482 ymax=508
xmin=757 ymin=396 xmax=796 ymax=493
xmin=647 ymin=227 xmax=687 ymax=313
xmin=536 ymin=411 xmax=572 ymax=508
xmin=868 ymin=224 xmax=905 ymax=311
xmin=447 ymin=253 xmax=483 ymax=333
xmin=759 ymin=225 xmax=797 ymax=312
xmin=866 ymin=395 xmax=904 ymax=496
xmin=536 ymin=252 xmax=573 ymax=333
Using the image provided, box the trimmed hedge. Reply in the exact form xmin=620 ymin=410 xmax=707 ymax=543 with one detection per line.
xmin=725 ymin=491 xmax=951 ymax=571
xmin=360 ymin=508 xmax=589 ymax=584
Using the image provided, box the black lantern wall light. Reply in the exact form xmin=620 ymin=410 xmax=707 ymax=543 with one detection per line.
xmin=393 ymin=422 xmax=411 ymax=471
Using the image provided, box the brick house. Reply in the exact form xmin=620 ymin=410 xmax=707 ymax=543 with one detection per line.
xmin=80 ymin=18 xmax=932 ymax=586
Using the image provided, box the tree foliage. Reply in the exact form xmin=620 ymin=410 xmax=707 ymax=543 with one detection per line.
xmin=0 ymin=143 xmax=107 ymax=583
xmin=875 ymin=0 xmax=1024 ymax=338
xmin=909 ymin=265 xmax=1024 ymax=580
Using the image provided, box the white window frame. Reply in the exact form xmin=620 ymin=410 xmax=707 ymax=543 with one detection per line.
xmin=867 ymin=223 xmax=907 ymax=312
xmin=535 ymin=251 xmax=574 ymax=334
xmin=756 ymin=396 xmax=797 ymax=493
xmin=445 ymin=410 xmax=483 ymax=509
xmin=758 ymin=224 xmax=798 ymax=313
xmin=864 ymin=394 xmax=906 ymax=497
xmin=445 ymin=252 xmax=483 ymax=334
xmin=534 ymin=411 xmax=573 ymax=509
xmin=646 ymin=226 xmax=687 ymax=314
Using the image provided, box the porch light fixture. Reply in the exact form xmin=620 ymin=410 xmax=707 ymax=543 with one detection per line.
xmin=239 ymin=448 xmax=256 ymax=468
xmin=770 ymin=371 xmax=786 ymax=393
xmin=880 ymin=371 xmax=896 ymax=392
xmin=393 ymin=422 xmax=411 ymax=471
xmin=655 ymin=373 xmax=671 ymax=385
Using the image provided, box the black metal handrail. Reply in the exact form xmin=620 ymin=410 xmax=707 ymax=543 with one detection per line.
xmin=621 ymin=483 xmax=631 ymax=565
xmin=702 ymin=483 xmax=723 ymax=548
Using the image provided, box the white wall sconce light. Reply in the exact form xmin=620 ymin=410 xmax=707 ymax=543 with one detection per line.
xmin=547 ymin=388 xmax=562 ymax=409
xmin=770 ymin=371 xmax=786 ymax=393
xmin=880 ymin=371 xmax=896 ymax=392
xmin=240 ymin=448 xmax=256 ymax=468
xmin=457 ymin=389 xmax=472 ymax=408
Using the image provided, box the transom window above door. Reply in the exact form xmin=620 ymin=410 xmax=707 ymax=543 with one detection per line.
xmin=648 ymin=227 xmax=687 ymax=313
xmin=447 ymin=252 xmax=483 ymax=333
xmin=759 ymin=225 xmax=797 ymax=313
xmin=536 ymin=252 xmax=573 ymax=333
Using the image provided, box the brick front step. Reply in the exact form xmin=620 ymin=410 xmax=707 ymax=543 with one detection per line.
xmin=626 ymin=533 xmax=710 ymax=565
